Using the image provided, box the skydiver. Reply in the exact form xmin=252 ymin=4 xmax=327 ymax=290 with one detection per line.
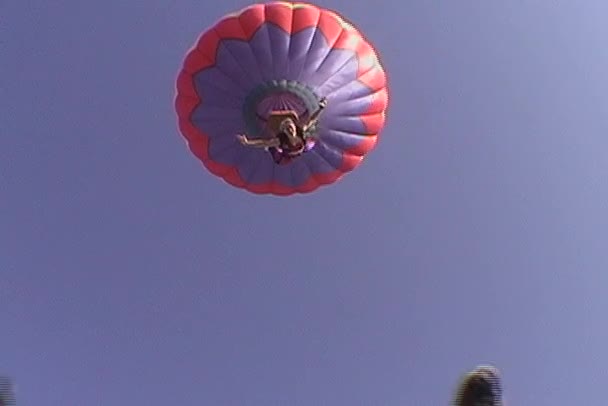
xmin=237 ymin=97 xmax=328 ymax=165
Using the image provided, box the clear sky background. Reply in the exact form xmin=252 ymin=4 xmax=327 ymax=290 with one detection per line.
xmin=3 ymin=1 xmax=608 ymax=405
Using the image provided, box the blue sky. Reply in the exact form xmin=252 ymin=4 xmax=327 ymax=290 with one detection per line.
xmin=3 ymin=1 xmax=608 ymax=405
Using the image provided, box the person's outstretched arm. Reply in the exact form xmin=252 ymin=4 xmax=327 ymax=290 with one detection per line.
xmin=303 ymin=97 xmax=328 ymax=132
xmin=237 ymin=134 xmax=280 ymax=148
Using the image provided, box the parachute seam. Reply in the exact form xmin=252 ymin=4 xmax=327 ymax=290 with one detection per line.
xmin=324 ymin=61 xmax=383 ymax=100
xmin=262 ymin=4 xmax=275 ymax=78
xmin=241 ymin=149 xmax=266 ymax=185
xmin=211 ymin=141 xmax=250 ymax=174
xmin=300 ymin=158 xmax=317 ymax=188
xmin=315 ymin=53 xmax=359 ymax=96
xmin=311 ymin=13 xmax=346 ymax=75
xmin=324 ymin=128 xmax=368 ymax=142
xmin=192 ymin=72 xmax=246 ymax=108
xmin=297 ymin=8 xmax=323 ymax=81
xmin=286 ymin=154 xmax=298 ymax=190
xmin=295 ymin=15 xmax=321 ymax=81
xmin=240 ymin=22 xmax=267 ymax=85
xmin=321 ymin=130 xmax=369 ymax=157
xmin=204 ymin=136 xmax=240 ymax=158
xmin=313 ymin=141 xmax=346 ymax=172
xmin=292 ymin=160 xmax=313 ymax=192
xmin=286 ymin=5 xmax=295 ymax=79
xmin=270 ymin=156 xmax=277 ymax=193
xmin=211 ymin=30 xmax=256 ymax=93
xmin=325 ymin=89 xmax=386 ymax=122
xmin=340 ymin=87 xmax=386 ymax=104
xmin=357 ymin=65 xmax=382 ymax=88
xmin=312 ymin=147 xmax=338 ymax=172
xmin=298 ymin=145 xmax=320 ymax=189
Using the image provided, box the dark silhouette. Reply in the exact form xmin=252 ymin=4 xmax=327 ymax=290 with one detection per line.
xmin=0 ymin=377 xmax=15 ymax=406
xmin=453 ymin=365 xmax=503 ymax=406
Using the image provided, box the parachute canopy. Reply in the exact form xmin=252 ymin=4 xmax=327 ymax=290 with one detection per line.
xmin=175 ymin=2 xmax=388 ymax=195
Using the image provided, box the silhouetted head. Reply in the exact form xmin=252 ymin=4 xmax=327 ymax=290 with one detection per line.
xmin=453 ymin=365 xmax=502 ymax=406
